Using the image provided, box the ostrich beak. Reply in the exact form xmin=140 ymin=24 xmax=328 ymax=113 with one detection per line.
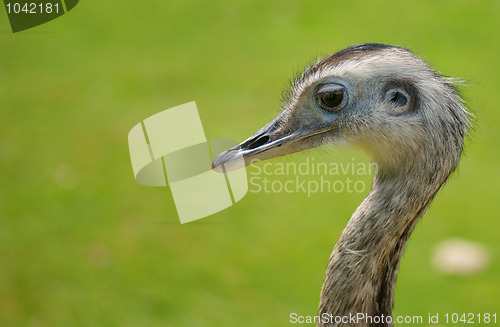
xmin=212 ymin=111 xmax=332 ymax=172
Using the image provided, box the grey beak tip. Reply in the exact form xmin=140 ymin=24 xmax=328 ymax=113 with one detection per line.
xmin=212 ymin=152 xmax=226 ymax=173
xmin=212 ymin=148 xmax=247 ymax=173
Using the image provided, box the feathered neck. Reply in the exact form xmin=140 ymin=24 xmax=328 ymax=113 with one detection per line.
xmin=317 ymin=159 xmax=454 ymax=327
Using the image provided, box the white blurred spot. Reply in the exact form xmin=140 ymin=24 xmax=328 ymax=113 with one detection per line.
xmin=433 ymin=238 xmax=490 ymax=275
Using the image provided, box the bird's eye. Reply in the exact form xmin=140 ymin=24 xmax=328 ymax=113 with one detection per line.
xmin=316 ymin=84 xmax=346 ymax=112
xmin=389 ymin=91 xmax=408 ymax=107
xmin=384 ymin=86 xmax=412 ymax=116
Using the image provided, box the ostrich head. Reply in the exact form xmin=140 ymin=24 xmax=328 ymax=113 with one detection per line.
xmin=212 ymin=44 xmax=472 ymax=325
xmin=213 ymin=43 xmax=471 ymax=178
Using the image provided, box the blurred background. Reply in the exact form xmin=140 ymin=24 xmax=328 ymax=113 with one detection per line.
xmin=1 ymin=1 xmax=499 ymax=326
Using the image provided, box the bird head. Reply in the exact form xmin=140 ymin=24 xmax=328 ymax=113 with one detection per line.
xmin=213 ymin=43 xmax=471 ymax=175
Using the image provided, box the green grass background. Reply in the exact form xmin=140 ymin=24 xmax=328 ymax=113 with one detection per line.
xmin=1 ymin=0 xmax=499 ymax=326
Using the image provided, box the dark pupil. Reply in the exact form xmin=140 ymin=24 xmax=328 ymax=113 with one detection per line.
xmin=320 ymin=90 xmax=343 ymax=109
xmin=390 ymin=91 xmax=407 ymax=107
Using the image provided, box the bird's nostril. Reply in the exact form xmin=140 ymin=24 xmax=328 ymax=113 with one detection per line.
xmin=247 ymin=135 xmax=270 ymax=149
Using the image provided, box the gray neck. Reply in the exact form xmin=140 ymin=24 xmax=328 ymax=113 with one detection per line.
xmin=317 ymin=164 xmax=452 ymax=327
